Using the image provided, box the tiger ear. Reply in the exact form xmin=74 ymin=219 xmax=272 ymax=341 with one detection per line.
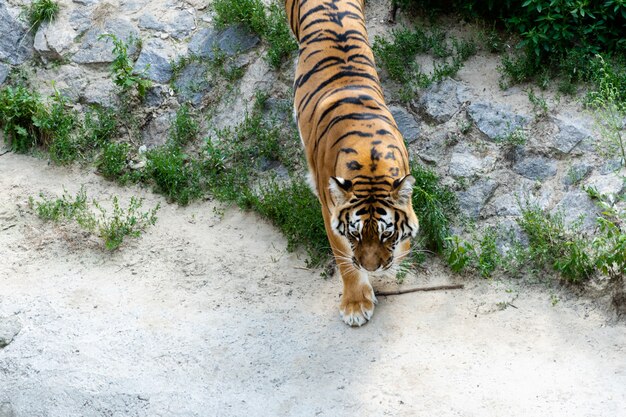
xmin=392 ymin=175 xmax=415 ymax=205
xmin=329 ymin=176 xmax=353 ymax=205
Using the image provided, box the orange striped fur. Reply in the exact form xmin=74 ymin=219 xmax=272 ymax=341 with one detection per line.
xmin=286 ymin=0 xmax=419 ymax=326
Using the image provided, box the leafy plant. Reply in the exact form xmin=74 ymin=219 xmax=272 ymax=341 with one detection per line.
xmin=99 ymin=34 xmax=152 ymax=99
xmin=372 ymin=25 xmax=476 ymax=96
xmin=527 ymin=88 xmax=548 ymax=119
xmin=92 ymin=196 xmax=159 ymax=250
xmin=0 ymin=85 xmax=44 ymax=152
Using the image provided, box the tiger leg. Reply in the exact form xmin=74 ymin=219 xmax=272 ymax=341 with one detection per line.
xmin=323 ymin=214 xmax=377 ymax=326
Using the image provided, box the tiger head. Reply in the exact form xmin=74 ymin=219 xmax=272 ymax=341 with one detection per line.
xmin=329 ymin=175 xmax=419 ymax=273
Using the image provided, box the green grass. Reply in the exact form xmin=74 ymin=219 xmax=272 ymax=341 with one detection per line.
xmin=212 ymin=0 xmax=297 ymax=69
xmin=28 ymin=0 xmax=60 ymax=32
xmin=30 ymin=188 xmax=159 ymax=251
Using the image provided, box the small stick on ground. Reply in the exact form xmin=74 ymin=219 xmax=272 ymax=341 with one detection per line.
xmin=376 ymin=284 xmax=464 ymax=296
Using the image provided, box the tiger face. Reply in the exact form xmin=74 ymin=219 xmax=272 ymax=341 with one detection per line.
xmin=329 ymin=175 xmax=419 ymax=273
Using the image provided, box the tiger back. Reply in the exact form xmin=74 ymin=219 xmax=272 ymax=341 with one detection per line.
xmin=286 ymin=0 xmax=419 ymax=326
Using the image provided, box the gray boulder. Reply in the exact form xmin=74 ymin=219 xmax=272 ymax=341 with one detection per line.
xmin=188 ymin=24 xmax=259 ymax=58
xmin=513 ymin=155 xmax=557 ymax=181
xmin=0 ymin=315 xmax=21 ymax=348
xmin=554 ymin=190 xmax=600 ymax=230
xmin=417 ymin=79 xmax=463 ymax=123
xmin=563 ymin=162 xmax=592 ymax=185
xmin=72 ymin=19 xmax=139 ymax=64
xmin=134 ymin=39 xmax=174 ymax=84
xmin=0 ymin=63 xmax=9 ymax=85
xmin=448 ymin=149 xmax=496 ymax=178
xmin=468 ymin=102 xmax=528 ymax=141
xmin=138 ymin=10 xmax=196 ymax=39
xmin=142 ymin=112 xmax=174 ymax=149
xmin=34 ymin=21 xmax=77 ymax=62
xmin=458 ymin=178 xmax=499 ymax=219
xmin=0 ymin=3 xmax=34 ymax=65
xmin=173 ymin=61 xmax=212 ymax=107
xmin=389 ymin=106 xmax=420 ymax=143
xmin=585 ymin=173 xmax=626 ymax=196
xmin=549 ymin=118 xmax=592 ymax=154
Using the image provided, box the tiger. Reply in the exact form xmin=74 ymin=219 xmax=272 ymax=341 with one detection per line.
xmin=285 ymin=0 xmax=419 ymax=326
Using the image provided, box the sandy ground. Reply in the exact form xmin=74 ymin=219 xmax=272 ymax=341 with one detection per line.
xmin=0 ymin=153 xmax=625 ymax=416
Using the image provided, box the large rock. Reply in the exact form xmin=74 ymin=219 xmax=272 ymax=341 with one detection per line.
xmin=448 ymin=148 xmax=496 ymax=178
xmin=563 ymin=162 xmax=592 ymax=186
xmin=188 ymin=24 xmax=260 ymax=58
xmin=133 ymin=39 xmax=175 ymax=84
xmin=585 ymin=172 xmax=626 ymax=196
xmin=142 ymin=112 xmax=174 ymax=149
xmin=549 ymin=118 xmax=592 ymax=154
xmin=468 ymin=102 xmax=528 ymax=141
xmin=554 ymin=190 xmax=600 ymax=230
xmin=34 ymin=20 xmax=77 ymax=62
xmin=457 ymin=178 xmax=499 ymax=219
xmin=72 ymin=18 xmax=139 ymax=64
xmin=513 ymin=155 xmax=557 ymax=181
xmin=82 ymin=78 xmax=118 ymax=108
xmin=0 ymin=402 xmax=15 ymax=417
xmin=0 ymin=315 xmax=21 ymax=348
xmin=138 ymin=9 xmax=196 ymax=39
xmin=417 ymin=79 xmax=464 ymax=123
xmin=173 ymin=61 xmax=212 ymax=106
xmin=0 ymin=3 xmax=34 ymax=65
xmin=0 ymin=63 xmax=8 ymax=85
xmin=389 ymin=105 xmax=420 ymax=143
xmin=68 ymin=7 xmax=92 ymax=34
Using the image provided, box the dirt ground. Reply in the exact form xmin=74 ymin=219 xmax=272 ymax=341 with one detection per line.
xmin=0 ymin=153 xmax=624 ymax=416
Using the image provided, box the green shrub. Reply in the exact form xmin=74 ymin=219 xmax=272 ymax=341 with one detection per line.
xmin=99 ymin=34 xmax=152 ymax=99
xmin=92 ymin=196 xmax=159 ymax=250
xmin=0 ymin=85 xmax=44 ymax=152
xmin=97 ymin=142 xmax=131 ymax=181
xmin=170 ymin=104 xmax=200 ymax=148
xmin=517 ymin=204 xmax=594 ymax=282
xmin=146 ymin=146 xmax=204 ymax=205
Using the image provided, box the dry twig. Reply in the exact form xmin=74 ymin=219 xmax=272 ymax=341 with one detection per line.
xmin=375 ymin=284 xmax=464 ymax=296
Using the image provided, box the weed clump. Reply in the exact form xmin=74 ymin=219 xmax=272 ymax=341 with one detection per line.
xmin=30 ymin=187 xmax=159 ymax=251
xmin=372 ymin=26 xmax=476 ymax=99
xmin=28 ymin=0 xmax=60 ymax=32
xmin=99 ymin=34 xmax=152 ymax=99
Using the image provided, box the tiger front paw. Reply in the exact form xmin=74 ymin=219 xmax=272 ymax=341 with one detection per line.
xmin=339 ymin=286 xmax=377 ymax=327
